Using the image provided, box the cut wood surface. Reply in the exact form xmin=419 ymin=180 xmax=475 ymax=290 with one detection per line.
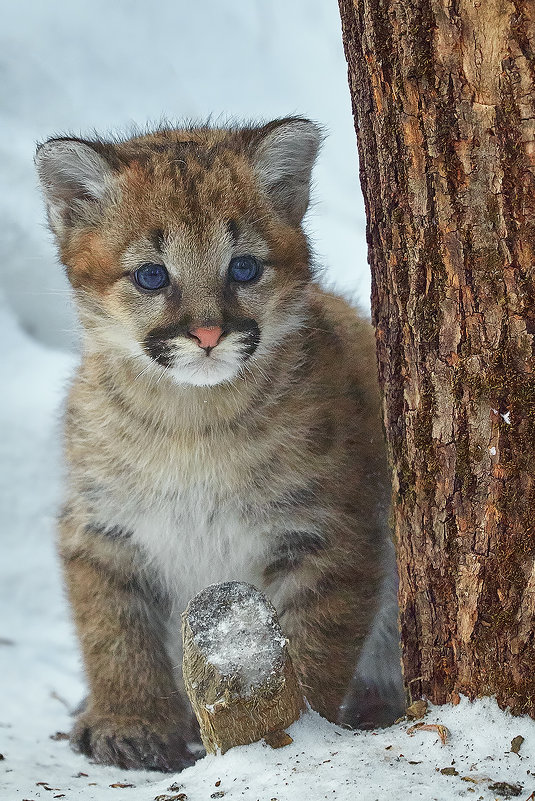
xmin=182 ymin=582 xmax=305 ymax=755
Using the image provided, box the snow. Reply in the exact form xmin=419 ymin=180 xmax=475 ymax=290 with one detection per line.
xmin=2 ymin=296 xmax=535 ymax=800
xmin=167 ymin=698 xmax=535 ymax=801
xmin=187 ymin=583 xmax=287 ymax=694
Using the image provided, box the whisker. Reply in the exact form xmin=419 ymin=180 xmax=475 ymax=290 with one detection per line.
xmin=241 ymin=362 xmax=258 ymax=387
xmin=300 ymin=325 xmax=334 ymax=334
xmin=134 ymin=363 xmax=153 ymax=382
xmin=7 ymin=290 xmax=74 ymax=296
xmin=155 ymin=367 xmax=169 ymax=386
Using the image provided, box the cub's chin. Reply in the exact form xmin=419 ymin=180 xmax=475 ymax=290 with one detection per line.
xmin=166 ymin=356 xmax=244 ymax=388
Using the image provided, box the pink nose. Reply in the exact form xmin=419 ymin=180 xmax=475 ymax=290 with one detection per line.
xmin=188 ymin=326 xmax=224 ymax=350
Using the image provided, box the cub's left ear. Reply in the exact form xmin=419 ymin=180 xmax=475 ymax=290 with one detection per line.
xmin=35 ymin=137 xmax=116 ymax=241
xmin=249 ymin=118 xmax=323 ymax=226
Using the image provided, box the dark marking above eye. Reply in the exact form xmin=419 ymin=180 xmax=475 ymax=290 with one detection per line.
xmin=150 ymin=228 xmax=165 ymax=252
xmin=227 ymin=219 xmax=239 ymax=241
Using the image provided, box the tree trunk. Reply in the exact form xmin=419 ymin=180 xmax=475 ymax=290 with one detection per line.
xmin=338 ymin=0 xmax=535 ymax=715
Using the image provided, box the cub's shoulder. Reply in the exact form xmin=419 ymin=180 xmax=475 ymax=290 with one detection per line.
xmin=306 ymin=284 xmax=377 ymax=373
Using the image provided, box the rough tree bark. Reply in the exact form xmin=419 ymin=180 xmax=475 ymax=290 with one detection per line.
xmin=338 ymin=0 xmax=535 ymax=714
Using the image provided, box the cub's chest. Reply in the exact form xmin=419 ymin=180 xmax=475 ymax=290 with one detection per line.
xmin=127 ymin=479 xmax=268 ymax=606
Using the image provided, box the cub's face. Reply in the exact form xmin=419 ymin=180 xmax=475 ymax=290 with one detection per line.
xmin=36 ymin=120 xmax=321 ymax=387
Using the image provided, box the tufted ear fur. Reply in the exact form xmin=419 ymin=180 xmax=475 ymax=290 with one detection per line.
xmin=35 ymin=138 xmax=115 ymax=240
xmin=249 ymin=118 xmax=322 ymax=226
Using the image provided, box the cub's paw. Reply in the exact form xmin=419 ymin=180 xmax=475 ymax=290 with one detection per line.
xmin=70 ymin=713 xmax=197 ymax=772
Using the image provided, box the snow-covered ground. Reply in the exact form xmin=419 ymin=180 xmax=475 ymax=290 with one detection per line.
xmin=2 ymin=289 xmax=535 ymax=801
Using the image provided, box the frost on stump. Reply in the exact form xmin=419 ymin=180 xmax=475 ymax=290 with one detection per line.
xmin=182 ymin=582 xmax=305 ymax=755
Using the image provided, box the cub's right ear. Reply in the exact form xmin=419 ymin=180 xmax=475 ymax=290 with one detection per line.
xmin=35 ymin=138 xmax=115 ymax=240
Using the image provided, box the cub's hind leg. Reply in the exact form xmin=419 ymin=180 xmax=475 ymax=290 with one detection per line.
xmin=60 ymin=517 xmax=196 ymax=772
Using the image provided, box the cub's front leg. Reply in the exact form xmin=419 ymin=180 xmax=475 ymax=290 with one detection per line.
xmin=265 ymin=534 xmax=383 ymax=725
xmin=60 ymin=519 xmax=196 ymax=772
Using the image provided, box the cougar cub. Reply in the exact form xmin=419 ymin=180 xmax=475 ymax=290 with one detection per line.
xmin=36 ymin=118 xmax=393 ymax=771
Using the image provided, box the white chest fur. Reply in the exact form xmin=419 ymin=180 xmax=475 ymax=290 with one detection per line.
xmin=124 ymin=479 xmax=270 ymax=678
xmin=130 ymin=485 xmax=267 ymax=609
xmin=87 ymin=435 xmax=270 ymax=610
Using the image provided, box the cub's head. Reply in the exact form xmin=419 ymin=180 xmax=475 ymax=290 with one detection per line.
xmin=35 ymin=119 xmax=321 ymax=387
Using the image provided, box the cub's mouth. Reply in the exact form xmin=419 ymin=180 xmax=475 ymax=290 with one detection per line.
xmin=142 ymin=318 xmax=261 ymax=387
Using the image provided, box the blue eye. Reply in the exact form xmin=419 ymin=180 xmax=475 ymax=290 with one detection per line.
xmin=134 ymin=263 xmax=169 ymax=291
xmin=228 ymin=255 xmax=262 ymax=283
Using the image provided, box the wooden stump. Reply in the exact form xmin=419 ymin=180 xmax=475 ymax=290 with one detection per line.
xmin=182 ymin=582 xmax=305 ymax=755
